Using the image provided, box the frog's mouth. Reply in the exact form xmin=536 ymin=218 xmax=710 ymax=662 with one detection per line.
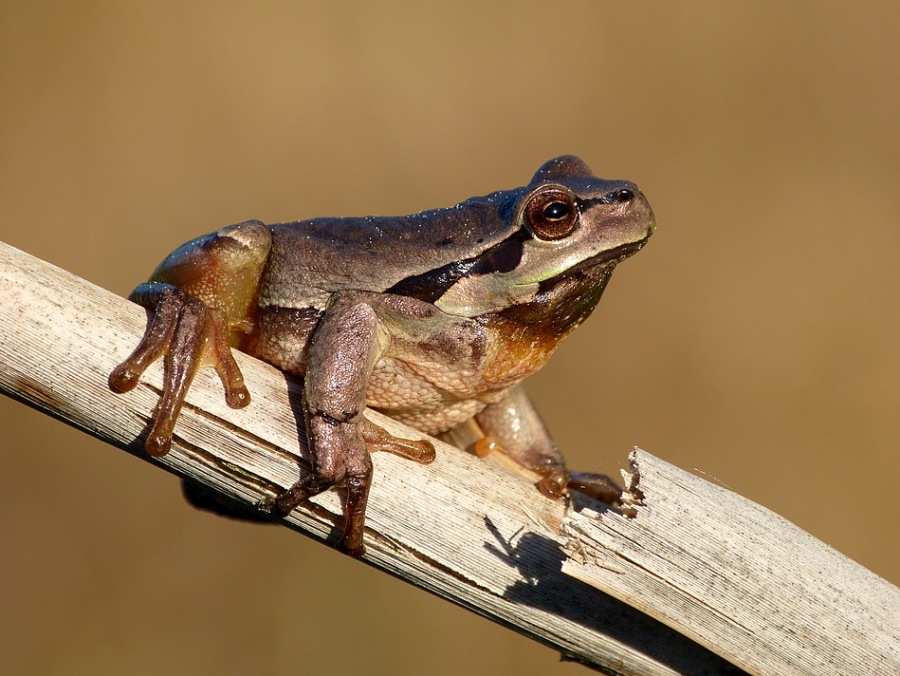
xmin=575 ymin=238 xmax=650 ymax=273
xmin=522 ymin=236 xmax=651 ymax=287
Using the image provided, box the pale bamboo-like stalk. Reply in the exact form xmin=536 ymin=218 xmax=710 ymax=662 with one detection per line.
xmin=1 ymin=240 xmax=896 ymax=675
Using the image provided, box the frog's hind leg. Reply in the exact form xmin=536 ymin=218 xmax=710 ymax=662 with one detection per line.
xmin=473 ymin=385 xmax=622 ymax=505
xmin=109 ymin=220 xmax=270 ymax=457
xmin=109 ymin=283 xmax=250 ymax=457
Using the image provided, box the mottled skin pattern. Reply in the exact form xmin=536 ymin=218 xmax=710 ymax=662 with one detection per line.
xmin=109 ymin=156 xmax=655 ymax=555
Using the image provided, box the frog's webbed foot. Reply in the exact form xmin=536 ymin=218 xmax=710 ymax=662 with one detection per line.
xmin=109 ymin=282 xmax=249 ymax=457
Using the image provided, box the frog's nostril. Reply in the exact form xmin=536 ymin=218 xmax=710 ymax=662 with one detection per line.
xmin=613 ymin=189 xmax=633 ymax=203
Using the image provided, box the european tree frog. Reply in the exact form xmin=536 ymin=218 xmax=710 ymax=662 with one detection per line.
xmin=109 ymin=156 xmax=655 ymax=555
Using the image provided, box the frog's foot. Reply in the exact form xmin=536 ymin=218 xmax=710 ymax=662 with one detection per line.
xmin=109 ymin=283 xmax=249 ymax=457
xmin=261 ymin=419 xmax=433 ymax=557
xmin=472 ymin=387 xmax=624 ymax=506
xmin=262 ymin=470 xmax=332 ymax=519
xmin=263 ymin=471 xmax=371 ymax=557
xmin=473 ymin=434 xmax=623 ymax=505
xmin=261 ymin=416 xmax=375 ymax=557
xmin=535 ymin=470 xmax=622 ymax=505
xmin=360 ymin=418 xmax=435 ymax=464
xmin=561 ymin=472 xmax=623 ymax=504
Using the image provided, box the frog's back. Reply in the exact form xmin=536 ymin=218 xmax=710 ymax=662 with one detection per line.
xmin=261 ymin=191 xmax=522 ymax=309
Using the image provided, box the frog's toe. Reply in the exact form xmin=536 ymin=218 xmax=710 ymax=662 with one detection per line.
xmin=145 ymin=428 xmax=174 ymax=458
xmin=337 ymin=538 xmax=366 ymax=557
xmin=537 ymin=472 xmax=569 ymax=500
xmin=108 ymin=363 xmax=141 ymax=393
xmin=360 ymin=418 xmax=435 ymax=464
xmin=224 ymin=386 xmax=251 ymax=409
xmin=267 ymin=483 xmax=311 ymax=517
xmin=263 ymin=471 xmax=371 ymax=558
xmin=263 ymin=471 xmax=326 ymax=517
xmin=566 ymin=471 xmax=623 ymax=504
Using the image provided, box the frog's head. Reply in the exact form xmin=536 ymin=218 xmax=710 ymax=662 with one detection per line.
xmin=434 ymin=155 xmax=655 ymax=322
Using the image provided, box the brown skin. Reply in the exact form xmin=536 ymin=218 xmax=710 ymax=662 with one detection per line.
xmin=109 ymin=156 xmax=655 ymax=556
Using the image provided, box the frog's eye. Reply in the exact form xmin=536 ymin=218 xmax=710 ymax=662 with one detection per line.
xmin=524 ymin=189 xmax=578 ymax=241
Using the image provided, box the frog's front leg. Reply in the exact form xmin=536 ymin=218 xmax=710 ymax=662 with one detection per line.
xmin=474 ymin=385 xmax=622 ymax=504
xmin=268 ymin=293 xmax=433 ymax=556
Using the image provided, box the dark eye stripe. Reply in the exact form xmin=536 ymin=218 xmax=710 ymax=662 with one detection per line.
xmin=580 ymin=188 xmax=634 ymax=207
xmin=385 ymin=258 xmax=480 ymax=303
xmin=386 ymin=231 xmax=527 ymax=303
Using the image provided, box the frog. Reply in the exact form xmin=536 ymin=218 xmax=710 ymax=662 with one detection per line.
xmin=108 ymin=155 xmax=655 ymax=556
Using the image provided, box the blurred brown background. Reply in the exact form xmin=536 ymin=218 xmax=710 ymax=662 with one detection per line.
xmin=1 ymin=2 xmax=897 ymax=674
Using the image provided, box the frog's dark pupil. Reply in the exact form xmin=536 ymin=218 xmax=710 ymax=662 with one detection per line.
xmin=544 ymin=201 xmax=569 ymax=220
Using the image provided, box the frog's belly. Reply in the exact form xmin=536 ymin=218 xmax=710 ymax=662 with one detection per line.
xmin=365 ymin=356 xmax=501 ymax=435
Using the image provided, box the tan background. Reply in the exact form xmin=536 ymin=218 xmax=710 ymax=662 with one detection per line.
xmin=1 ymin=2 xmax=897 ymax=674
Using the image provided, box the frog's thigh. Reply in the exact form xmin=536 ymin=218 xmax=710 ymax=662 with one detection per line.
xmin=474 ymin=385 xmax=567 ymax=481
